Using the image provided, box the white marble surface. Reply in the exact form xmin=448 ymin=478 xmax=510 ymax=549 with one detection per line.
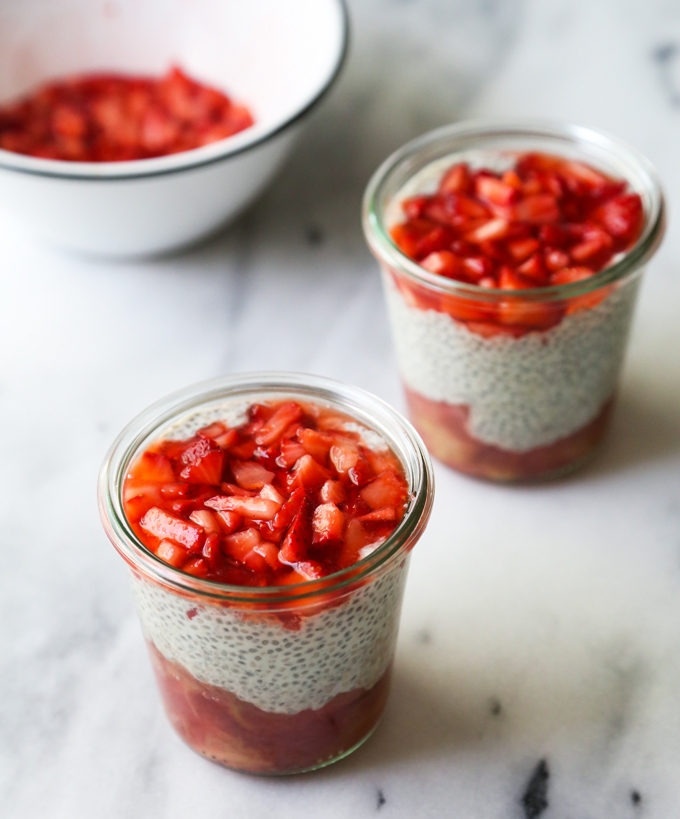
xmin=2 ymin=0 xmax=680 ymax=816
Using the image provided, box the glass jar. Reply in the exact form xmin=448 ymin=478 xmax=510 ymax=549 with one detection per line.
xmin=363 ymin=121 xmax=665 ymax=481
xmin=98 ymin=373 xmax=434 ymax=775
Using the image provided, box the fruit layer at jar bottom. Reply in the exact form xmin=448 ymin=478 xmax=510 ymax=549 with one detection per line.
xmin=0 ymin=67 xmax=253 ymax=161
xmin=406 ymin=387 xmax=614 ymax=482
xmin=150 ymin=643 xmax=392 ymax=775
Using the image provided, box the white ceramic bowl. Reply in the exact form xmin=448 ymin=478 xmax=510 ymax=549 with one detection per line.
xmin=0 ymin=0 xmax=348 ymax=257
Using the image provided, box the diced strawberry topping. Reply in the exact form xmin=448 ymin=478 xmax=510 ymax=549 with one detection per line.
xmin=279 ymin=499 xmax=313 ymax=565
xmin=290 ymin=454 xmax=331 ymax=492
xmin=123 ymin=400 xmax=409 ymax=587
xmin=156 ymin=540 xmax=188 ymax=568
xmin=254 ymin=402 xmax=303 ymax=446
xmin=177 ymin=437 xmax=224 ymax=484
xmin=140 ymin=507 xmax=204 ymax=551
xmin=230 ymin=460 xmax=275 ymax=490
xmin=360 ymin=472 xmax=408 ymax=511
xmin=312 ymin=503 xmax=345 ymax=545
xmin=390 ymin=152 xmax=644 ymax=338
xmin=0 ymin=67 xmax=254 ymax=162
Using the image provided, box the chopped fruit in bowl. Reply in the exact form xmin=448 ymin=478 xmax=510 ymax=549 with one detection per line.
xmin=0 ymin=67 xmax=254 ymax=162
xmin=99 ymin=374 xmax=433 ymax=775
xmin=363 ymin=121 xmax=665 ymax=481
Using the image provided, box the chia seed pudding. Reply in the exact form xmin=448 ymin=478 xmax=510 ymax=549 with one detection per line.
xmin=384 ymin=272 xmax=639 ymax=453
xmin=129 ymin=551 xmax=407 ymax=715
xmin=99 ymin=375 xmax=433 ymax=774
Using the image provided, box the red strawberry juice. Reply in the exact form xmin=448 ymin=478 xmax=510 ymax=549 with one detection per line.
xmin=99 ymin=376 xmax=433 ymax=774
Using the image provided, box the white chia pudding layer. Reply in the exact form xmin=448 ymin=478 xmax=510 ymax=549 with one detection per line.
xmin=384 ymin=273 xmax=640 ymax=452
xmin=130 ymin=560 xmax=407 ymax=715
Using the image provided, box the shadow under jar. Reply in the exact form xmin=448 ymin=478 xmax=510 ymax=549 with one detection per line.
xmin=363 ymin=121 xmax=666 ymax=482
xmin=98 ymin=374 xmax=433 ymax=775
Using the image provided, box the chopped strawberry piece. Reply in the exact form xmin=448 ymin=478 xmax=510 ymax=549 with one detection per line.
xmin=215 ymin=509 xmax=242 ymax=534
xmin=569 ymin=226 xmax=613 ymax=266
xmin=223 ymin=528 xmax=262 ymax=563
xmin=228 ymin=438 xmax=257 ymax=460
xmin=390 ymin=221 xmax=432 ymax=258
xmin=358 ymin=507 xmax=398 ymax=522
xmin=465 ymin=218 xmax=511 ymax=244
xmin=131 ymin=451 xmax=176 ymax=484
xmin=475 ymin=175 xmax=518 ymax=206
xmin=414 ymin=225 xmax=457 ymax=258
xmin=511 ymin=194 xmax=560 ymax=224
xmin=402 ymin=195 xmax=429 ymax=219
xmin=329 ymin=442 xmax=359 ymax=474
xmin=462 ymin=256 xmax=495 ymax=281
xmin=220 ymin=482 xmax=255 ymax=497
xmin=320 ymin=479 xmax=347 ymax=505
xmin=562 ymin=160 xmax=609 ymax=190
xmin=438 ymin=293 xmax=494 ymax=323
xmin=253 ymin=541 xmax=280 ymax=571
xmin=297 ymin=428 xmax=334 ymax=462
xmin=213 ymin=428 xmax=239 ymax=450
xmin=178 ymin=437 xmax=224 ymax=484
xmin=497 ymin=299 xmax=562 ymax=329
xmin=168 ymin=498 xmax=199 ymax=516
xmin=360 ymin=473 xmax=408 ymax=511
xmin=507 ymin=237 xmax=540 ymax=261
xmin=279 ymin=500 xmax=313 ymax=564
xmin=271 ymin=487 xmax=306 ymax=531
xmin=339 ymin=519 xmax=372 ymax=568
xmin=140 ymin=507 xmax=203 ymax=550
xmin=160 ymin=482 xmax=191 ymax=499
xmin=230 ymin=460 xmax=275 ymax=490
xmin=189 ymin=509 xmax=220 ymax=535
xmin=254 ymin=402 xmax=303 ymax=446
xmin=156 ymin=540 xmax=187 ymax=568
xmin=517 ymin=253 xmax=548 ymax=283
xmin=450 ymin=194 xmax=490 ymax=219
xmin=439 ymin=163 xmax=471 ymax=194
xmin=312 ymin=503 xmax=345 ymax=545
xmin=197 ymin=422 xmax=228 ymax=440
xmin=205 ymin=495 xmax=280 ymax=521
xmin=421 ymin=251 xmax=467 ymax=280
xmin=202 ymin=533 xmax=222 ymax=571
xmin=545 ymin=248 xmax=570 ymax=271
xmin=292 ymin=561 xmax=325 ymax=580
xmin=499 ymin=266 xmax=533 ymax=290
xmin=260 ymin=483 xmax=284 ymax=504
xmin=347 ymin=458 xmax=373 ymax=487
xmin=595 ymin=193 xmax=643 ymax=246
xmin=550 ymin=266 xmax=593 ymax=286
xmin=123 ymin=483 xmax=162 ymax=519
xmin=183 ymin=557 xmax=209 ymax=577
xmin=291 ymin=454 xmax=331 ymax=492
xmin=277 ymin=439 xmax=307 ymax=468
xmin=501 ymin=169 xmax=523 ymax=190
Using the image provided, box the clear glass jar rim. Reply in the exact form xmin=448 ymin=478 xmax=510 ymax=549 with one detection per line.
xmin=98 ymin=372 xmax=434 ymax=604
xmin=362 ymin=119 xmax=666 ymax=301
